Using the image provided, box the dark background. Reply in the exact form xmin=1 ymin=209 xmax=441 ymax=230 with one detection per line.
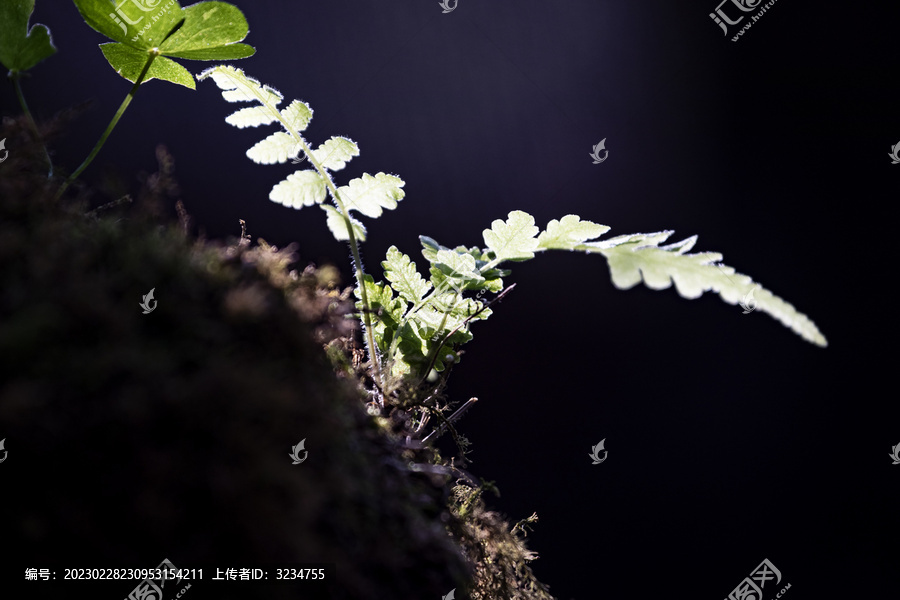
xmin=2 ymin=0 xmax=897 ymax=598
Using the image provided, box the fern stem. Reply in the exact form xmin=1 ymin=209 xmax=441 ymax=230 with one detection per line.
xmin=10 ymin=72 xmax=53 ymax=178
xmin=55 ymin=52 xmax=159 ymax=199
xmin=271 ymin=125 xmax=384 ymax=400
xmin=315 ymin=158 xmax=385 ymax=399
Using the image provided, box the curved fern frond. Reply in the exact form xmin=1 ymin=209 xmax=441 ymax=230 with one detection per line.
xmin=358 ymin=210 xmax=826 ymax=384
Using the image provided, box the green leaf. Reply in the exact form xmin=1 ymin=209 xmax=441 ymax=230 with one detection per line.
xmin=74 ymin=1 xmax=254 ymax=86
xmin=338 ymin=172 xmax=406 ymax=218
xmin=311 ymin=136 xmax=359 ymax=171
xmin=159 ymin=2 xmax=253 ymax=60
xmin=99 ymin=43 xmax=195 ymax=89
xmin=537 ymin=214 xmax=610 ymax=250
xmin=483 ymin=210 xmax=540 ymax=262
xmin=383 ymin=246 xmax=432 ymax=304
xmin=269 ymin=170 xmax=327 ymax=209
xmin=321 ymin=205 xmax=367 ymax=242
xmin=0 ymin=0 xmax=56 ymax=73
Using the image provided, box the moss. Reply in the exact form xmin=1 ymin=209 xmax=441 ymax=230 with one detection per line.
xmin=0 ymin=113 xmax=557 ymax=599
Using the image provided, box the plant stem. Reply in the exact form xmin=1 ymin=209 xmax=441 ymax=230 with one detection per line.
xmin=263 ymin=106 xmax=384 ymax=400
xmin=314 ymin=154 xmax=385 ymax=400
xmin=10 ymin=72 xmax=53 ymax=177
xmin=55 ymin=52 xmax=159 ymax=200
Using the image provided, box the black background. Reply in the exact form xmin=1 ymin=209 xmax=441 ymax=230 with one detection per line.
xmin=2 ymin=1 xmax=898 ymax=598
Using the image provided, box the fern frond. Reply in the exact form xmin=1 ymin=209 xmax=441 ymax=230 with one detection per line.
xmin=371 ymin=210 xmax=826 ymax=382
xmin=582 ymin=230 xmax=827 ymax=346
xmin=202 ymin=65 xmax=409 ymax=399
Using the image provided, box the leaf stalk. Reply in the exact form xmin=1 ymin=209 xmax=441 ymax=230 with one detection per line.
xmin=55 ymin=50 xmax=159 ymax=199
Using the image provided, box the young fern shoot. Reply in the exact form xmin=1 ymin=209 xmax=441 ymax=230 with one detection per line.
xmin=199 ymin=66 xmax=406 ymax=401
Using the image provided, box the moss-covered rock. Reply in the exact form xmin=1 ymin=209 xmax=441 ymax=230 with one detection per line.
xmin=0 ymin=116 xmax=471 ymax=599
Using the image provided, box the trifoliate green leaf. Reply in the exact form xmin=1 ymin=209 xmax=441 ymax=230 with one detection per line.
xmin=269 ymin=170 xmax=327 ymax=209
xmin=383 ymin=246 xmax=432 ymax=304
xmin=99 ymin=43 xmax=195 ymax=89
xmin=311 ymin=136 xmax=359 ymax=171
xmin=537 ymin=214 xmax=610 ymax=250
xmin=0 ymin=0 xmax=56 ymax=73
xmin=338 ymin=172 xmax=405 ymax=218
xmin=247 ymin=131 xmax=297 ymax=164
xmin=483 ymin=210 xmax=540 ymax=261
xmin=321 ymin=205 xmax=367 ymax=242
xmin=281 ymin=100 xmax=313 ymax=133
xmin=75 ymin=1 xmax=254 ymax=87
